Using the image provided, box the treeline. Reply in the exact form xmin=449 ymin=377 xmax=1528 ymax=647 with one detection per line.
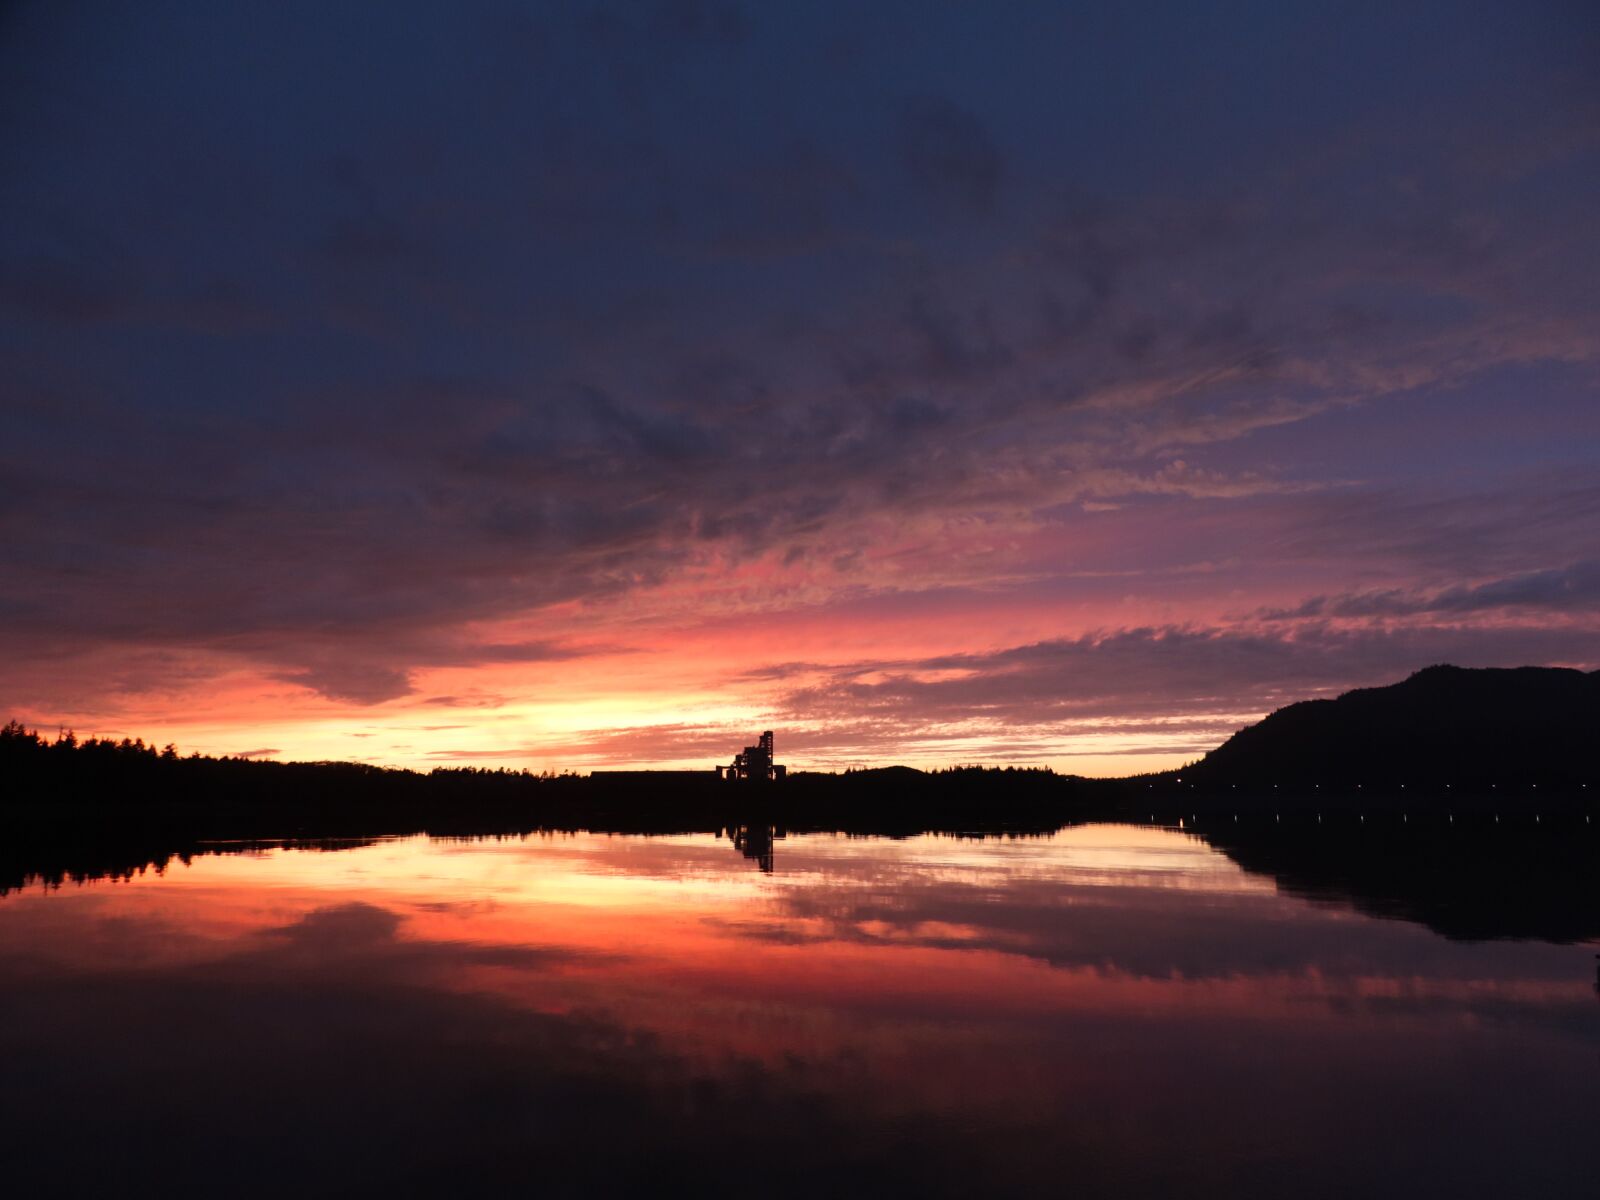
xmin=0 ymin=720 xmax=1092 ymax=826
xmin=0 ymin=721 xmax=1099 ymax=892
xmin=1 ymin=720 xmax=503 ymax=806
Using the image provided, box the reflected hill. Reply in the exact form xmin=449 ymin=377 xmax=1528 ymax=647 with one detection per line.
xmin=1201 ymin=820 xmax=1600 ymax=943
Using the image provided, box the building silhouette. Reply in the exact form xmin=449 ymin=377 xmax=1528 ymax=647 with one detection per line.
xmin=717 ymin=730 xmax=785 ymax=782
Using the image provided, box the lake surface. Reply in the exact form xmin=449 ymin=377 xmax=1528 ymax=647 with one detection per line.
xmin=2 ymin=823 xmax=1596 ymax=1197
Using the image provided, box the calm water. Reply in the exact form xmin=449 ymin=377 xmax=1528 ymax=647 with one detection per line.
xmin=1 ymin=824 xmax=1596 ymax=1197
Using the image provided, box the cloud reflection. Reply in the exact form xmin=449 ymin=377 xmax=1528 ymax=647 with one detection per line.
xmin=0 ymin=827 xmax=1596 ymax=1195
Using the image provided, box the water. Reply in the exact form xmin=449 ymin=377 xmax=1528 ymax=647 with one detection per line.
xmin=1 ymin=824 xmax=1595 ymax=1197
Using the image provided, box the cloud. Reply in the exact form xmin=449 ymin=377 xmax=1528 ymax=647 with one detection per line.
xmin=1261 ymin=478 xmax=1600 ymax=576
xmin=1261 ymin=560 xmax=1600 ymax=620
xmin=898 ymin=97 xmax=1004 ymax=214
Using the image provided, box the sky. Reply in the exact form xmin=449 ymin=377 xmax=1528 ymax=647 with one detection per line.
xmin=2 ymin=1 xmax=1597 ymax=775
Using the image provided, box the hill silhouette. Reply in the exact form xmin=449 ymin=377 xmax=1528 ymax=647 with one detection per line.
xmin=1170 ymin=665 xmax=1598 ymax=792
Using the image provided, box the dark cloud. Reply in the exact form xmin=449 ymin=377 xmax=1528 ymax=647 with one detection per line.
xmin=271 ymin=662 xmax=412 ymax=706
xmin=1262 ymin=560 xmax=1600 ymax=621
xmin=255 ymin=901 xmax=622 ymax=973
xmin=1263 ymin=477 xmax=1600 ymax=577
xmin=898 ymin=97 xmax=1003 ymax=214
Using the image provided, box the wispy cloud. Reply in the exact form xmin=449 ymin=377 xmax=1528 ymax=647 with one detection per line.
xmin=1259 ymin=560 xmax=1600 ymax=621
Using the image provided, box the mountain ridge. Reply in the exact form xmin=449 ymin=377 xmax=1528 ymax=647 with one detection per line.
xmin=1173 ymin=664 xmax=1598 ymax=788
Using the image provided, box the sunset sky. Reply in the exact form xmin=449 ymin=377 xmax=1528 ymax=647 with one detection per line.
xmin=2 ymin=1 xmax=1597 ymax=774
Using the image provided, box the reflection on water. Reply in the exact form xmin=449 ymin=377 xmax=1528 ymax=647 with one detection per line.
xmin=1 ymin=825 xmax=1596 ymax=1197
xmin=728 ymin=822 xmax=781 ymax=873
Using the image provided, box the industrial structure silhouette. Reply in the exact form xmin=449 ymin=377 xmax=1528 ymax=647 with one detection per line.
xmin=718 ymin=731 xmax=786 ymax=782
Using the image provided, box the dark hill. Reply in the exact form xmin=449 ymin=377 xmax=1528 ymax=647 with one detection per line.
xmin=1181 ymin=664 xmax=1598 ymax=791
